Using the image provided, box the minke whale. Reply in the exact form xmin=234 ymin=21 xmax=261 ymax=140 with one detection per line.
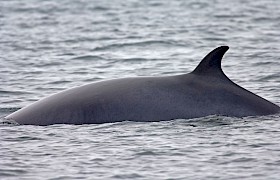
xmin=5 ymin=46 xmax=280 ymax=125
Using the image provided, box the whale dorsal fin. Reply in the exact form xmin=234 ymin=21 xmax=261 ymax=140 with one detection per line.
xmin=192 ymin=46 xmax=229 ymax=77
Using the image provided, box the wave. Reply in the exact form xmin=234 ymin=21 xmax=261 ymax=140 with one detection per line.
xmin=71 ymin=55 xmax=105 ymax=61
xmin=93 ymin=40 xmax=186 ymax=51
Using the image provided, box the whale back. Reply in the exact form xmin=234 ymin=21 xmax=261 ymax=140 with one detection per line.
xmin=188 ymin=46 xmax=280 ymax=116
xmin=4 ymin=46 xmax=280 ymax=125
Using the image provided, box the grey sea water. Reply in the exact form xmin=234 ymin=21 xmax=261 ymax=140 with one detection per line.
xmin=0 ymin=0 xmax=280 ymax=179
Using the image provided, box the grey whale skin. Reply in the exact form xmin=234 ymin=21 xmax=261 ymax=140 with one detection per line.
xmin=6 ymin=46 xmax=280 ymax=125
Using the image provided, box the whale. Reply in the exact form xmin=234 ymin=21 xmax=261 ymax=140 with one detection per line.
xmin=5 ymin=46 xmax=280 ymax=125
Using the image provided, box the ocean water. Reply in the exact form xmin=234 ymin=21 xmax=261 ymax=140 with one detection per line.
xmin=0 ymin=0 xmax=280 ymax=179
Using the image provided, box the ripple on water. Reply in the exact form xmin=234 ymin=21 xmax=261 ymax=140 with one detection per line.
xmin=71 ymin=55 xmax=105 ymax=61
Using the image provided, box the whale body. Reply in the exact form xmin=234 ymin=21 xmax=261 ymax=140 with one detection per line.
xmin=5 ymin=46 xmax=280 ymax=125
